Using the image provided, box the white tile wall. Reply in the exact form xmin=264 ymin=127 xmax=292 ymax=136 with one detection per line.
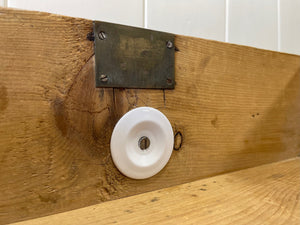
xmin=4 ymin=0 xmax=300 ymax=55
xmin=280 ymin=0 xmax=300 ymax=55
xmin=228 ymin=0 xmax=278 ymax=51
xmin=147 ymin=0 xmax=226 ymax=42
xmin=8 ymin=0 xmax=144 ymax=27
xmin=0 ymin=0 xmax=6 ymax=7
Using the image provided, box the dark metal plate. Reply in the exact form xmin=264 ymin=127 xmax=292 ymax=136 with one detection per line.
xmin=93 ymin=21 xmax=175 ymax=89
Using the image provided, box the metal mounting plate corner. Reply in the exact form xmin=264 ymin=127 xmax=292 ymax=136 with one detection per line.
xmin=93 ymin=21 xmax=175 ymax=89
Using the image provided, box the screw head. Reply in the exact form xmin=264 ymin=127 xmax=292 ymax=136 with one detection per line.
xmin=100 ymin=74 xmax=108 ymax=82
xmin=166 ymin=78 xmax=172 ymax=85
xmin=138 ymin=136 xmax=150 ymax=150
xmin=166 ymin=40 xmax=173 ymax=49
xmin=98 ymin=31 xmax=106 ymax=40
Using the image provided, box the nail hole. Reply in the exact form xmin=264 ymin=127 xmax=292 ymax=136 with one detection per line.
xmin=86 ymin=31 xmax=94 ymax=41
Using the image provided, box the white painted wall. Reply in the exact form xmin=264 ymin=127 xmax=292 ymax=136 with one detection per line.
xmin=5 ymin=0 xmax=300 ymax=55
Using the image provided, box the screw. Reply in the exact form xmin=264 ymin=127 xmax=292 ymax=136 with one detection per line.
xmin=166 ymin=78 xmax=172 ymax=85
xmin=98 ymin=31 xmax=106 ymax=40
xmin=166 ymin=40 xmax=173 ymax=49
xmin=100 ymin=74 xmax=108 ymax=82
xmin=138 ymin=136 xmax=150 ymax=150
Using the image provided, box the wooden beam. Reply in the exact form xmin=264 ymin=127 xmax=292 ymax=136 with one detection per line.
xmin=11 ymin=158 xmax=300 ymax=225
xmin=0 ymin=8 xmax=300 ymax=224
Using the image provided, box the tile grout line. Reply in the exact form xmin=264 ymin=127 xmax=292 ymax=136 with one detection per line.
xmin=277 ymin=0 xmax=281 ymax=51
xmin=225 ymin=0 xmax=229 ymax=42
xmin=143 ymin=0 xmax=148 ymax=28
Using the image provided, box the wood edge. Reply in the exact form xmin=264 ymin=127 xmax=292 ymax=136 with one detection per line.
xmin=1 ymin=6 xmax=299 ymax=58
xmin=10 ymin=157 xmax=300 ymax=225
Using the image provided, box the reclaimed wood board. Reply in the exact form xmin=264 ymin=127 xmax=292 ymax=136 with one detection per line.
xmin=0 ymin=7 xmax=300 ymax=224
xmin=11 ymin=158 xmax=300 ymax=225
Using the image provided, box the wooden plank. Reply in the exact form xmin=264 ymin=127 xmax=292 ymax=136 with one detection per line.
xmin=1 ymin=7 xmax=300 ymax=224
xmin=11 ymin=158 xmax=300 ymax=225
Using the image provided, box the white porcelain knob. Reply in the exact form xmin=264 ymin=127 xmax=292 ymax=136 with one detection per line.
xmin=110 ymin=107 xmax=174 ymax=179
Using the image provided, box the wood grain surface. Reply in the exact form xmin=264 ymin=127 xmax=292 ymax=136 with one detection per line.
xmin=1 ymin=7 xmax=300 ymax=224
xmin=11 ymin=158 xmax=300 ymax=225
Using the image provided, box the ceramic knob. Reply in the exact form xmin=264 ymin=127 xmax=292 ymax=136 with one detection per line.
xmin=110 ymin=107 xmax=174 ymax=179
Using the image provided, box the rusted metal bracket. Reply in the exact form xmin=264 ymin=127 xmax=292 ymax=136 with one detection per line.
xmin=93 ymin=21 xmax=175 ymax=89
